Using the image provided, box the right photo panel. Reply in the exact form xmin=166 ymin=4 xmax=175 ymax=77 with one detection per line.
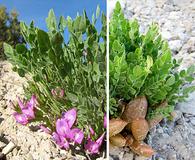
xmin=109 ymin=0 xmax=195 ymax=160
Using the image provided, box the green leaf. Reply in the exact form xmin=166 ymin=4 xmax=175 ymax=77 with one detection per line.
xmin=187 ymin=65 xmax=195 ymax=74
xmin=3 ymin=43 xmax=13 ymax=56
xmin=16 ymin=44 xmax=27 ymax=55
xmin=183 ymin=86 xmax=195 ymax=95
xmin=146 ymin=55 xmax=153 ymax=70
xmin=66 ymin=93 xmax=79 ymax=104
xmin=17 ymin=68 xmax=25 ymax=77
xmin=166 ymin=75 xmax=175 ymax=86
xmin=96 ymin=5 xmax=100 ymax=18
xmin=185 ymin=76 xmax=194 ymax=82
xmin=179 ymin=70 xmax=186 ymax=77
xmin=37 ymin=29 xmax=50 ymax=53
xmin=46 ymin=9 xmax=57 ymax=31
xmin=59 ymin=16 xmax=66 ymax=31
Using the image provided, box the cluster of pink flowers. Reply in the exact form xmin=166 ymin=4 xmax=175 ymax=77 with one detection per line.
xmin=52 ymin=108 xmax=84 ymax=149
xmin=85 ymin=127 xmax=105 ymax=154
xmin=13 ymin=95 xmax=37 ymax=125
xmin=13 ymin=92 xmax=107 ymax=154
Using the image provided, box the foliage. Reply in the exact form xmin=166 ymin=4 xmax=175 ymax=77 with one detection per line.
xmin=4 ymin=7 xmax=106 ymax=136
xmin=0 ymin=6 xmax=24 ymax=59
xmin=109 ymin=2 xmax=195 ymax=118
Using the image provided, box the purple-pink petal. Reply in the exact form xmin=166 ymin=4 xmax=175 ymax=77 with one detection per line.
xmin=85 ymin=138 xmax=99 ymax=154
xmin=89 ymin=126 xmax=95 ymax=136
xmin=52 ymin=132 xmax=64 ymax=148
xmin=56 ymin=118 xmax=70 ymax=137
xmin=96 ymin=132 xmax=105 ymax=145
xmin=62 ymin=137 xmax=70 ymax=149
xmin=22 ymin=107 xmax=35 ymax=120
xmin=59 ymin=89 xmax=64 ymax=98
xmin=17 ymin=97 xmax=25 ymax=110
xmin=85 ymin=132 xmax=105 ymax=154
xmin=51 ymin=89 xmax=57 ymax=97
xmin=104 ymin=113 xmax=107 ymax=128
xmin=52 ymin=132 xmax=69 ymax=149
xmin=26 ymin=95 xmax=37 ymax=110
xmin=39 ymin=125 xmax=51 ymax=134
xmin=13 ymin=112 xmax=28 ymax=125
xmin=69 ymin=128 xmax=84 ymax=144
xmin=63 ymin=108 xmax=77 ymax=128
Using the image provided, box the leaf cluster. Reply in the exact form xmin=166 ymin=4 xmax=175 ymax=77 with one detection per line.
xmin=109 ymin=2 xmax=195 ymax=118
xmin=4 ymin=7 xmax=106 ymax=135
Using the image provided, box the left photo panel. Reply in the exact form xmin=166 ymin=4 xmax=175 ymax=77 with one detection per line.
xmin=0 ymin=0 xmax=107 ymax=159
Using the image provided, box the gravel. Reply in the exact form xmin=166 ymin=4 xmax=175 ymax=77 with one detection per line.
xmin=0 ymin=61 xmax=106 ymax=160
xmin=108 ymin=0 xmax=195 ymax=160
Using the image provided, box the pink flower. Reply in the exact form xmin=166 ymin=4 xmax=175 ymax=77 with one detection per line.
xmin=53 ymin=108 xmax=84 ymax=148
xmin=13 ymin=113 xmax=28 ymax=125
xmin=17 ymin=95 xmax=37 ymax=110
xmin=52 ymin=132 xmax=69 ymax=149
xmin=56 ymin=118 xmax=70 ymax=137
xmin=69 ymin=128 xmax=84 ymax=144
xmin=21 ymin=107 xmax=35 ymax=120
xmin=85 ymin=132 xmax=105 ymax=154
xmin=13 ymin=95 xmax=37 ymax=125
xmin=104 ymin=113 xmax=107 ymax=128
xmin=25 ymin=95 xmax=37 ymax=109
xmin=62 ymin=108 xmax=77 ymax=128
xmin=89 ymin=126 xmax=95 ymax=136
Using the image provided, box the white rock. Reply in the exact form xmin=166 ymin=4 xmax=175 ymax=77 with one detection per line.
xmin=0 ymin=141 xmax=6 ymax=148
xmin=123 ymin=152 xmax=134 ymax=160
xmin=161 ymin=30 xmax=172 ymax=40
xmin=190 ymin=118 xmax=195 ymax=126
xmin=2 ymin=141 xmax=16 ymax=155
xmin=176 ymin=92 xmax=195 ymax=115
xmin=169 ymin=40 xmax=182 ymax=52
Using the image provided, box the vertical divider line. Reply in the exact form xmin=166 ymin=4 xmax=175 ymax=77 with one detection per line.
xmin=106 ymin=0 xmax=109 ymax=159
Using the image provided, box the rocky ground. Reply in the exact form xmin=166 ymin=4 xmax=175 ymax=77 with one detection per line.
xmin=109 ymin=0 xmax=195 ymax=160
xmin=0 ymin=61 xmax=104 ymax=160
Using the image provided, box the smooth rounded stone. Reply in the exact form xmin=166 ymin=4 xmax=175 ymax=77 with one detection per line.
xmin=176 ymin=92 xmax=195 ymax=115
